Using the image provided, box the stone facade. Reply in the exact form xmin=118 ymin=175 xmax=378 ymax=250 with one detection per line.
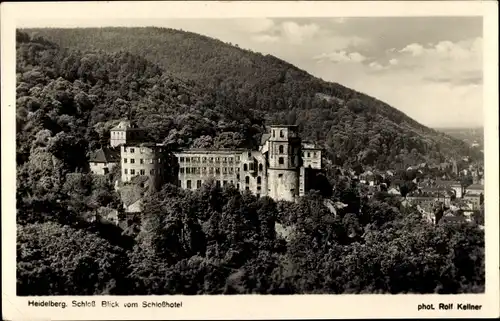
xmin=174 ymin=125 xmax=323 ymax=202
xmin=120 ymin=143 xmax=171 ymax=191
xmin=95 ymin=121 xmax=324 ymax=203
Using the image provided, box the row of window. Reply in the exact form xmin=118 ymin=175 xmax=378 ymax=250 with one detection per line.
xmin=180 ymin=167 xmax=239 ymax=175
xmin=179 ymin=156 xmax=239 ymax=163
xmin=303 ymin=151 xmax=318 ymax=158
xmin=123 ymin=168 xmax=162 ymax=176
xmin=184 ymin=179 xmax=262 ymax=190
xmin=123 ymin=158 xmax=162 ymax=164
xmin=123 ymin=147 xmax=164 ymax=154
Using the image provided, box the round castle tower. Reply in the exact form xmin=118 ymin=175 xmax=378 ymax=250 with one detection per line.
xmin=266 ymin=125 xmax=301 ymax=202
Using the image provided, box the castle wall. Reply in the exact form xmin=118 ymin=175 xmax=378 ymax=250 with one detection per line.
xmin=90 ymin=161 xmax=117 ymax=175
xmin=267 ymin=169 xmax=299 ymax=202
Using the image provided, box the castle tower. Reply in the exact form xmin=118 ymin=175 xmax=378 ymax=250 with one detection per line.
xmin=110 ymin=120 xmax=146 ymax=148
xmin=266 ymin=125 xmax=301 ymax=202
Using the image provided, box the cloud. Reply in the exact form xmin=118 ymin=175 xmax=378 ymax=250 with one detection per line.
xmin=252 ymin=34 xmax=280 ymax=43
xmin=314 ymin=50 xmax=366 ymax=63
xmin=400 ymin=43 xmax=425 ymax=56
xmin=281 ymin=21 xmax=320 ymax=44
xmin=368 ymin=61 xmax=384 ymax=71
xmin=389 ymin=58 xmax=398 ymax=65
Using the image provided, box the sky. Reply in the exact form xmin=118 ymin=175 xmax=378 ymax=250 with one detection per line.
xmin=18 ymin=17 xmax=483 ymax=128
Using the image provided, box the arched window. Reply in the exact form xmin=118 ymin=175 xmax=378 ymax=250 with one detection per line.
xmin=258 ymin=163 xmax=263 ymax=171
xmin=243 ymin=164 xmax=248 ymax=171
xmin=257 ymin=176 xmax=261 ymax=184
xmin=245 ymin=176 xmax=250 ymax=184
xmin=279 ymin=145 xmax=284 ymax=154
xmin=279 ymin=157 xmax=284 ymax=165
xmin=280 ymin=130 xmax=284 ymax=138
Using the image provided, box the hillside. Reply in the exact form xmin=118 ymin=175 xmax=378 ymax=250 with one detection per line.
xmin=20 ymin=27 xmax=481 ymax=169
xmin=15 ymin=32 xmax=485 ymax=295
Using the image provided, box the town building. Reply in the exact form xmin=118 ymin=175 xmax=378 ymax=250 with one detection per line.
xmin=89 ymin=147 xmax=120 ymax=175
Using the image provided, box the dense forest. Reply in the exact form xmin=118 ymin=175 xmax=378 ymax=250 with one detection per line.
xmin=16 ymin=31 xmax=484 ymax=295
xmin=23 ymin=27 xmax=482 ymax=169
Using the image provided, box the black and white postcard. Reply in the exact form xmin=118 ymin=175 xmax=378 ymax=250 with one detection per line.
xmin=2 ymin=1 xmax=499 ymax=320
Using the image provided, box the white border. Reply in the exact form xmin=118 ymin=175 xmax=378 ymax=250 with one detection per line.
xmin=2 ymin=1 xmax=499 ymax=320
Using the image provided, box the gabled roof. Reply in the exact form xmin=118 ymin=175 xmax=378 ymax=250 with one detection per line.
xmin=89 ymin=147 xmax=120 ymax=163
xmin=260 ymin=133 xmax=271 ymax=146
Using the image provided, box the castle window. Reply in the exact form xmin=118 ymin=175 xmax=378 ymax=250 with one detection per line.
xmin=245 ymin=176 xmax=250 ymax=184
xmin=209 ymin=167 xmax=214 ymax=174
xmin=216 ymin=168 xmax=220 ymax=174
xmin=235 ymin=156 xmax=240 ymax=162
xmin=215 ymin=157 xmax=220 ymax=163
xmin=248 ymin=152 xmax=252 ymax=157
xmin=237 ymin=167 xmax=240 ymax=172
xmin=243 ymin=164 xmax=248 ymax=171
xmin=197 ymin=180 xmax=202 ymax=188
xmin=222 ymin=157 xmax=227 ymax=163
xmin=313 ymin=152 xmax=317 ymax=157
xmin=140 ymin=159 xmax=144 ymax=164
xmin=223 ymin=180 xmax=227 ymax=186
xmin=180 ymin=168 xmax=184 ymax=174
xmin=186 ymin=157 xmax=191 ymax=163
xmin=237 ymin=174 xmax=240 ymax=180
xmin=245 ymin=186 xmax=250 ymax=191
xmin=223 ymin=167 xmax=228 ymax=174
xmin=257 ymin=186 xmax=261 ymax=191
xmin=202 ymin=167 xmax=207 ymax=173
xmin=273 ymin=130 xmax=275 ymax=138
xmin=124 ymin=169 xmax=128 ymax=174
xmin=228 ymin=157 xmax=233 ymax=163
xmin=209 ymin=157 xmax=214 ymax=163
xmin=279 ymin=157 xmax=284 ymax=165
xmin=278 ymin=174 xmax=283 ymax=178
xmin=130 ymin=158 xmax=135 ymax=164
xmin=229 ymin=167 xmax=234 ymax=174
xmin=123 ymin=158 xmax=127 ymax=163
xmin=150 ymin=169 xmax=155 ymax=174
xmin=140 ymin=169 xmax=145 ymax=175
xmin=259 ymin=163 xmax=263 ymax=171
xmin=257 ymin=176 xmax=261 ymax=184
xmin=187 ymin=180 xmax=192 ymax=189
xmin=202 ymin=157 xmax=207 ymax=163
xmin=249 ymin=163 xmax=254 ymax=171
xmin=307 ymin=152 xmax=311 ymax=157
xmin=130 ymin=148 xmax=135 ymax=153
xmin=279 ymin=145 xmax=284 ymax=154
xmin=180 ymin=157 xmax=184 ymax=162
xmin=280 ymin=130 xmax=284 ymax=138
xmin=186 ymin=168 xmax=191 ymax=174
xmin=237 ymin=183 xmax=240 ymax=189
xmin=130 ymin=169 xmax=135 ymax=175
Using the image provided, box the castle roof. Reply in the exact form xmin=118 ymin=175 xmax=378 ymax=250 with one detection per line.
xmin=260 ymin=133 xmax=271 ymax=146
xmin=89 ymin=147 xmax=120 ymax=163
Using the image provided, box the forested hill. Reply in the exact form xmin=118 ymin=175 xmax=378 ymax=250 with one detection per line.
xmin=20 ymin=27 xmax=481 ymax=169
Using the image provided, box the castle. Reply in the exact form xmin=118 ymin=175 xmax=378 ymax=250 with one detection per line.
xmin=91 ymin=120 xmax=323 ymax=203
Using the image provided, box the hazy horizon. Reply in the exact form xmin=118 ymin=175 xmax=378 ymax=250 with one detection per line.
xmin=18 ymin=17 xmax=484 ymax=128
